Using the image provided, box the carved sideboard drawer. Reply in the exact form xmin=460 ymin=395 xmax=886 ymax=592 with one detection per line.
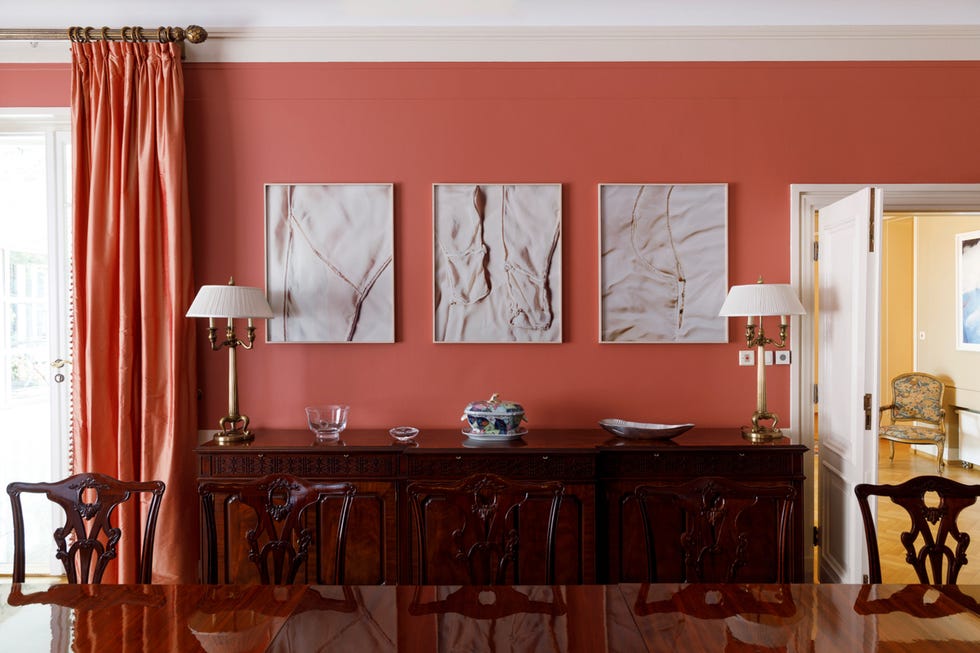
xmin=598 ymin=449 xmax=803 ymax=479
xmin=199 ymin=452 xmax=398 ymax=479
xmin=404 ymin=453 xmax=596 ymax=480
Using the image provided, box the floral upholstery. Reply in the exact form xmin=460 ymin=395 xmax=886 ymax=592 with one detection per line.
xmin=878 ymin=425 xmax=944 ymax=443
xmin=878 ymin=372 xmax=946 ymax=473
xmin=889 ymin=374 xmax=945 ymax=423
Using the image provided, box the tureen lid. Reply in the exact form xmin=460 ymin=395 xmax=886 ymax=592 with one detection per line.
xmin=464 ymin=393 xmax=524 ymax=415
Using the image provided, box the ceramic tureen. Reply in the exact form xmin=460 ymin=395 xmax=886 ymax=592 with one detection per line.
xmin=461 ymin=393 xmax=527 ymax=436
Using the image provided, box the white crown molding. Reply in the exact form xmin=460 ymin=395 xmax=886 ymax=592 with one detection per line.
xmin=4 ymin=25 xmax=980 ymax=64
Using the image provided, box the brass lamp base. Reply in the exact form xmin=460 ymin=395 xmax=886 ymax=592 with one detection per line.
xmin=213 ymin=414 xmax=253 ymax=444
xmin=741 ymin=425 xmax=785 ymax=443
xmin=740 ymin=410 xmax=785 ymax=442
xmin=212 ymin=429 xmax=254 ymax=444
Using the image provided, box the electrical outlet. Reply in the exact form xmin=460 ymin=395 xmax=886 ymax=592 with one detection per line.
xmin=738 ymin=350 xmax=755 ymax=366
xmin=775 ymin=350 xmax=791 ymax=365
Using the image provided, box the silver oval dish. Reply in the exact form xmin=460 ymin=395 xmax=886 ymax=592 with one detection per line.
xmin=598 ymin=419 xmax=695 ymax=440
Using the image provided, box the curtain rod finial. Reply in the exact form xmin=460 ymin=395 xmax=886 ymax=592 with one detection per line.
xmin=186 ymin=25 xmax=207 ymax=44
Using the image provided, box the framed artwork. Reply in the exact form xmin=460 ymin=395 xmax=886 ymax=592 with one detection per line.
xmin=956 ymin=229 xmax=980 ymax=351
xmin=265 ymin=183 xmax=394 ymax=343
xmin=599 ymin=183 xmax=728 ymax=343
xmin=433 ymin=183 xmax=562 ymax=343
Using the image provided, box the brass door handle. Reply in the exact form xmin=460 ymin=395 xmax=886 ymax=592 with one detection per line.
xmin=51 ymin=359 xmax=72 ymax=383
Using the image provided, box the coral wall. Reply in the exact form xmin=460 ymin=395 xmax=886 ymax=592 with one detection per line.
xmin=6 ymin=61 xmax=980 ymax=432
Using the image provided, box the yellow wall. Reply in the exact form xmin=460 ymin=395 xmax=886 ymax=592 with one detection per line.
xmin=915 ymin=214 xmax=980 ymax=453
xmin=880 ymin=215 xmax=915 ymax=404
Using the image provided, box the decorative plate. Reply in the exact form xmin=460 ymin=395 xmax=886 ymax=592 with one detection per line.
xmin=461 ymin=437 xmax=528 ymax=448
xmin=598 ymin=419 xmax=695 ymax=440
xmin=461 ymin=427 xmax=528 ymax=442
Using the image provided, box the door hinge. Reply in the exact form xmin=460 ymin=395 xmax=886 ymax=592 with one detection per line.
xmin=813 ymin=526 xmax=821 ymax=547
xmin=862 ymin=574 xmax=870 ymax=584
xmin=813 ymin=241 xmax=819 ymax=261
xmin=868 ymin=189 xmax=876 ymax=253
xmin=864 ymin=393 xmax=872 ymax=430
xmin=813 ymin=384 xmax=819 ymax=404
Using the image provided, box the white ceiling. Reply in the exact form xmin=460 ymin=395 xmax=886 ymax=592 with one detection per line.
xmin=6 ymin=0 xmax=980 ymax=29
xmin=6 ymin=0 xmax=980 ymax=63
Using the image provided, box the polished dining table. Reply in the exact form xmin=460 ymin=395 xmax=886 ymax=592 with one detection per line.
xmin=2 ymin=582 xmax=979 ymax=652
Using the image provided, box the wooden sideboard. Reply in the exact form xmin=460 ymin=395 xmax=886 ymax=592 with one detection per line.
xmin=195 ymin=428 xmax=806 ymax=584
xmin=596 ymin=431 xmax=807 ymax=583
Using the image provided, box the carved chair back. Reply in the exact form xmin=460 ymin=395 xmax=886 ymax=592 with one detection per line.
xmin=407 ymin=473 xmax=564 ymax=585
xmin=199 ymin=474 xmax=355 ymax=585
xmin=634 ymin=476 xmax=796 ymax=583
xmin=6 ymin=472 xmax=165 ymax=583
xmin=855 ymin=475 xmax=980 ymax=584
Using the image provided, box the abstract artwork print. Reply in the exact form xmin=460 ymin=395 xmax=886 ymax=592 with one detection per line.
xmin=266 ymin=184 xmax=394 ymax=343
xmin=600 ymin=184 xmax=728 ymax=343
xmin=957 ymin=230 xmax=980 ymax=351
xmin=434 ymin=184 xmax=562 ymax=343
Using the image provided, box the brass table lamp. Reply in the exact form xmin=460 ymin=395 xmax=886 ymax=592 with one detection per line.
xmin=719 ymin=278 xmax=806 ymax=442
xmin=187 ymin=279 xmax=273 ymax=443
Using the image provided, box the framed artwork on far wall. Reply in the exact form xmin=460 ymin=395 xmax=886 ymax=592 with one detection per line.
xmin=265 ymin=183 xmax=394 ymax=343
xmin=433 ymin=183 xmax=562 ymax=343
xmin=956 ymin=229 xmax=980 ymax=351
xmin=599 ymin=183 xmax=728 ymax=343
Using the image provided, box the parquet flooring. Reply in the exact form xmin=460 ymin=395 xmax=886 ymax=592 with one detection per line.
xmin=874 ymin=445 xmax=980 ymax=584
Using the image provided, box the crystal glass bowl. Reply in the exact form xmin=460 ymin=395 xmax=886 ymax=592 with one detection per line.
xmin=389 ymin=426 xmax=419 ymax=442
xmin=305 ymin=405 xmax=349 ymax=440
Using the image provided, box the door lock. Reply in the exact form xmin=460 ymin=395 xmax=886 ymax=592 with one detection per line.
xmin=51 ymin=358 xmax=72 ymax=383
xmin=863 ymin=393 xmax=872 ymax=430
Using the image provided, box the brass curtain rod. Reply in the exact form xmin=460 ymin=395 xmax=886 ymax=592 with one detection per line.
xmin=0 ymin=25 xmax=207 ymax=44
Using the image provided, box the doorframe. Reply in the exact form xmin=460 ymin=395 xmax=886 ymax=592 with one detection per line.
xmin=790 ymin=183 xmax=980 ymax=581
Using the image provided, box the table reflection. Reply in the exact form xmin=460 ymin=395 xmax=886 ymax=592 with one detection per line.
xmin=821 ymin=584 xmax=980 ymax=651
xmin=267 ymin=586 xmax=394 ymax=652
xmin=625 ymin=583 xmax=806 ymax=652
xmin=4 ymin=583 xmax=980 ymax=652
xmin=0 ymin=583 xmax=307 ymax=653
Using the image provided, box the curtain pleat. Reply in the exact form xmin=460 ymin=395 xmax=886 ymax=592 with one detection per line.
xmin=71 ymin=40 xmax=197 ymax=584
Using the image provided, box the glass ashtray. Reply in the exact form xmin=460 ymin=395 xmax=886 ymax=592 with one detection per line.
xmin=389 ymin=426 xmax=419 ymax=442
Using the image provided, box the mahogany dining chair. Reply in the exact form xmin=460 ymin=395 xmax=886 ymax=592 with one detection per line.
xmin=6 ymin=472 xmax=165 ymax=583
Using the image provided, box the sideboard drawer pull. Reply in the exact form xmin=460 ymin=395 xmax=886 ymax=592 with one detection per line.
xmin=455 ymin=456 xmax=462 ymax=461
xmin=257 ymin=453 xmax=264 ymax=459
xmin=343 ymin=454 xmax=350 ymax=459
xmin=541 ymin=455 xmax=549 ymax=461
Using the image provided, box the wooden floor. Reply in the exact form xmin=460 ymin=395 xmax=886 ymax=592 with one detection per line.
xmin=874 ymin=445 xmax=980 ymax=584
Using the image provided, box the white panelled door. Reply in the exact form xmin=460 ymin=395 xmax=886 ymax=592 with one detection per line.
xmin=816 ymin=187 xmax=882 ymax=583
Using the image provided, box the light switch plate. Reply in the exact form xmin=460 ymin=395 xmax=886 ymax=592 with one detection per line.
xmin=775 ymin=350 xmax=791 ymax=365
xmin=738 ymin=350 xmax=755 ymax=366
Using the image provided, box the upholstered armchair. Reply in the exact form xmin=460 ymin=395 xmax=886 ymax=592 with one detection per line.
xmin=878 ymin=372 xmax=947 ymax=473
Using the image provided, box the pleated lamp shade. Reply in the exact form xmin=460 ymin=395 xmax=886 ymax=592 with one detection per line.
xmin=186 ymin=283 xmax=273 ymax=318
xmin=719 ymin=282 xmax=806 ymax=317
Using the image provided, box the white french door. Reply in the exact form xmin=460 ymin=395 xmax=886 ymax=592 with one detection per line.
xmin=0 ymin=109 xmax=71 ymax=576
xmin=815 ymin=187 xmax=882 ymax=583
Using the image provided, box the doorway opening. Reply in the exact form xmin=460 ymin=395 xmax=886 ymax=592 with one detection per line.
xmin=792 ymin=184 xmax=980 ymax=583
xmin=876 ymin=211 xmax=980 ymax=584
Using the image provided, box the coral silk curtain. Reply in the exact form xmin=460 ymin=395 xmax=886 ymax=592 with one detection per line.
xmin=71 ymin=40 xmax=196 ymax=583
